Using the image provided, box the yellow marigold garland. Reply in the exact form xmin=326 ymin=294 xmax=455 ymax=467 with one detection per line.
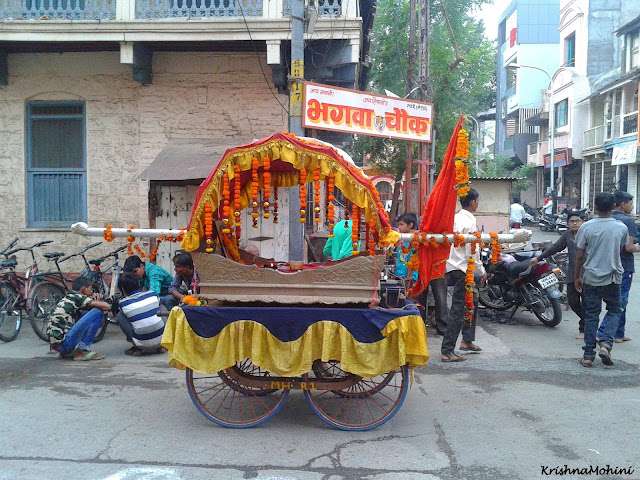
xmin=251 ymin=157 xmax=260 ymax=228
xmin=204 ymin=202 xmax=214 ymax=253
xmin=263 ymin=157 xmax=271 ymax=219
xmin=313 ymin=165 xmax=321 ymax=223
xmin=465 ymin=257 xmax=475 ymax=322
xmin=454 ymin=129 xmax=471 ymax=198
xmin=234 ymin=164 xmax=242 ymax=240
xmin=299 ymin=167 xmax=307 ymax=224
xmin=327 ymin=173 xmax=335 ymax=237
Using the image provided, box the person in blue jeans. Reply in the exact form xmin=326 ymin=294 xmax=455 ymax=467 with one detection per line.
xmin=46 ymin=276 xmax=112 ymax=361
xmin=575 ymin=193 xmax=629 ymax=367
xmin=596 ymin=191 xmax=640 ymax=343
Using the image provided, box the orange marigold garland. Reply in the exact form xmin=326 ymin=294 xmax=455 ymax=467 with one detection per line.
xmin=490 ymin=232 xmax=501 ymax=263
xmin=408 ymin=232 xmax=420 ymax=276
xmin=299 ymin=167 xmax=307 ymax=223
xmin=127 ymin=225 xmax=136 ymax=255
xmin=221 ymin=172 xmax=232 ymax=235
xmin=464 ymin=257 xmax=476 ymax=322
xmin=454 ymin=129 xmax=471 ymax=198
xmin=273 ymin=184 xmax=279 ymax=224
xmin=367 ymin=218 xmax=376 ymax=255
xmin=263 ymin=157 xmax=271 ymax=218
xmin=327 ymin=173 xmax=335 ymax=237
xmin=351 ymin=204 xmax=359 ymax=255
xmin=103 ymin=225 xmax=113 ymax=242
xmin=234 ymin=164 xmax=242 ymax=240
xmin=251 ymin=157 xmax=260 ymax=228
xmin=313 ymin=165 xmax=321 ymax=223
xmin=344 ymin=199 xmax=350 ymax=224
xmin=204 ymin=202 xmax=214 ymax=253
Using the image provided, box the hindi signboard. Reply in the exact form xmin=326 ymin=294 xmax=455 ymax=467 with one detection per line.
xmin=303 ymin=82 xmax=433 ymax=142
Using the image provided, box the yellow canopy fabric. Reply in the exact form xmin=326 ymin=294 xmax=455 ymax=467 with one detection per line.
xmin=181 ymin=132 xmax=397 ymax=252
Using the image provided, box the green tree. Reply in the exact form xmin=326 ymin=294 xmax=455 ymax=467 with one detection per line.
xmin=351 ymin=0 xmax=496 ymax=215
xmin=477 ymin=153 xmax=536 ymax=194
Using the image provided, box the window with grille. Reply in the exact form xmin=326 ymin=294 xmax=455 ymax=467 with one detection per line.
xmin=26 ymin=101 xmax=87 ymax=228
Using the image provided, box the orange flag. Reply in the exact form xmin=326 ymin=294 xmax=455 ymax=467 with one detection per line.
xmin=408 ymin=115 xmax=465 ymax=296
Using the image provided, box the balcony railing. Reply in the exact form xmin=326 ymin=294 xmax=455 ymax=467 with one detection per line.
xmin=583 ymin=125 xmax=605 ymax=150
xmin=136 ymin=0 xmax=262 ymax=18
xmin=0 ymin=0 xmax=115 ymax=20
xmin=283 ymin=0 xmax=341 ymax=16
xmin=623 ymin=111 xmax=638 ymax=136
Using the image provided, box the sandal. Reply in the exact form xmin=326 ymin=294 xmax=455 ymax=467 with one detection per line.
xmin=125 ymin=346 xmax=144 ymax=357
xmin=579 ymin=358 xmax=593 ymax=368
xmin=155 ymin=346 xmax=167 ymax=354
xmin=73 ymin=351 xmax=105 ymax=361
xmin=441 ymin=353 xmax=466 ymax=362
xmin=459 ymin=342 xmax=482 ymax=353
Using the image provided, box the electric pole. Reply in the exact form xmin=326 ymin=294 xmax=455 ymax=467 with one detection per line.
xmin=288 ymin=0 xmax=304 ymax=260
xmin=417 ymin=0 xmax=431 ymax=213
xmin=405 ymin=0 xmax=417 ymax=215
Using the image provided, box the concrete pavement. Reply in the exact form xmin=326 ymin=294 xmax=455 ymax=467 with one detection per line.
xmin=1 ymin=228 xmax=639 ymax=480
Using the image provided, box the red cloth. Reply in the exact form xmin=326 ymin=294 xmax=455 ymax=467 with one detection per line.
xmin=408 ymin=115 xmax=464 ymax=297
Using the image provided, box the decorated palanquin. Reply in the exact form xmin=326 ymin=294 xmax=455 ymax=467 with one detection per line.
xmin=179 ymin=131 xmax=400 ymax=305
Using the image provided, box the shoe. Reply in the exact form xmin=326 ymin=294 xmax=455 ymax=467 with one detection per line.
xmin=576 ymin=333 xmax=584 ymax=340
xmin=579 ymin=358 xmax=593 ymax=368
xmin=459 ymin=341 xmax=482 ymax=353
xmin=125 ymin=346 xmax=144 ymax=357
xmin=598 ymin=347 xmax=613 ymax=366
xmin=614 ymin=337 xmax=631 ymax=343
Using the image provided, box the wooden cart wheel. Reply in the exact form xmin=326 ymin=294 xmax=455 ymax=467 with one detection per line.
xmin=312 ymin=360 xmax=395 ymax=397
xmin=220 ymin=359 xmax=278 ymax=396
xmin=186 ymin=367 xmax=288 ymax=428
xmin=304 ymin=365 xmax=409 ymax=431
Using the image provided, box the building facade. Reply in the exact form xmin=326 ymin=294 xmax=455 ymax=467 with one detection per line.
xmin=0 ymin=0 xmax=374 ymax=269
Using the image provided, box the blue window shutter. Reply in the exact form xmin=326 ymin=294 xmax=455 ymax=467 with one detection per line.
xmin=26 ymin=101 xmax=87 ymax=228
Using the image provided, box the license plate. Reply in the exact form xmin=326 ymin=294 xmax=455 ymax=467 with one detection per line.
xmin=539 ymin=272 xmax=559 ymax=289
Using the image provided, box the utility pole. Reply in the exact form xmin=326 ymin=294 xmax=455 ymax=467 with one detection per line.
xmin=404 ymin=0 xmax=417 ymax=215
xmin=288 ymin=0 xmax=304 ymax=260
xmin=417 ymin=0 xmax=431 ymax=213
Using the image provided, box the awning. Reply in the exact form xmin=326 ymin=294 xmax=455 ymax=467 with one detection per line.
xmin=612 ymin=144 xmax=639 ymax=166
xmin=138 ymin=138 xmax=252 ymax=181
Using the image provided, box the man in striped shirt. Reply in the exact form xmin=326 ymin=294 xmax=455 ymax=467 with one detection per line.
xmin=117 ymin=272 xmax=166 ymax=356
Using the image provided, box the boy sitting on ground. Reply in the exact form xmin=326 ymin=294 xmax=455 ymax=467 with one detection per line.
xmin=47 ymin=276 xmax=111 ymax=361
xmin=117 ymin=272 xmax=167 ymax=357
xmin=160 ymin=252 xmax=200 ymax=311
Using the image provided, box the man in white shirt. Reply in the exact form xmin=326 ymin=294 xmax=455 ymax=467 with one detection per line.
xmin=441 ymin=188 xmax=488 ymax=362
xmin=510 ymin=197 xmax=526 ymax=226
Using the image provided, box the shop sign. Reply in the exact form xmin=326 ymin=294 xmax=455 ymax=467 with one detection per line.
xmin=543 ymin=148 xmax=571 ymax=168
xmin=303 ymin=82 xmax=433 ymax=142
xmin=611 ymin=144 xmax=638 ymax=165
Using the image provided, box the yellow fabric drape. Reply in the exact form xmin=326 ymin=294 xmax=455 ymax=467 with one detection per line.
xmin=162 ymin=307 xmax=429 ymax=378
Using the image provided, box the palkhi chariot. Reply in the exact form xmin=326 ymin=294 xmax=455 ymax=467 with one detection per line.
xmin=71 ymin=117 xmax=531 ymax=430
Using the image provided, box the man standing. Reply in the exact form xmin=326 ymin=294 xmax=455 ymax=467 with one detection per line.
xmin=575 ymin=193 xmax=628 ymax=367
xmin=596 ymin=191 xmax=640 ymax=343
xmin=530 ymin=211 xmax=585 ymax=338
xmin=441 ymin=188 xmax=487 ymax=362
xmin=510 ymin=197 xmax=526 ymax=227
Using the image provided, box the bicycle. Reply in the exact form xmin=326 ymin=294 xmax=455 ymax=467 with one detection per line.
xmin=28 ymin=242 xmax=102 ymax=342
xmin=0 ymin=239 xmax=61 ymax=342
xmin=0 ymin=238 xmax=24 ymax=342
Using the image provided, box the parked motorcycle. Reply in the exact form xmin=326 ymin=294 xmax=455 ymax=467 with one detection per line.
xmin=479 ymin=250 xmax=563 ymax=327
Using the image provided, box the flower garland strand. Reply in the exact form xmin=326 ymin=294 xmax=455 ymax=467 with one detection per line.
xmin=204 ymin=202 xmax=214 ymax=253
xmin=263 ymin=157 xmax=271 ymax=218
xmin=299 ymin=167 xmax=307 ymax=224
xmin=409 ymin=232 xmax=420 ymax=277
xmin=103 ymin=225 xmax=113 ymax=242
xmin=221 ymin=172 xmax=232 ymax=235
xmin=344 ymin=199 xmax=350 ymax=224
xmin=454 ymin=129 xmax=471 ymax=198
xmin=490 ymin=232 xmax=501 ymax=263
xmin=273 ymin=184 xmax=279 ymax=224
xmin=234 ymin=164 xmax=242 ymax=240
xmin=367 ymin=218 xmax=376 ymax=255
xmin=127 ymin=225 xmax=136 ymax=255
xmin=464 ymin=257 xmax=475 ymax=322
xmin=313 ymin=165 xmax=321 ymax=223
xmin=351 ymin=204 xmax=359 ymax=255
xmin=251 ymin=157 xmax=260 ymax=228
xmin=327 ymin=173 xmax=335 ymax=237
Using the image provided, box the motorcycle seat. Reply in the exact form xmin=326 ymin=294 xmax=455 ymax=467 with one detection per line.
xmin=507 ymin=260 xmax=532 ymax=279
xmin=512 ymin=251 xmax=536 ymax=262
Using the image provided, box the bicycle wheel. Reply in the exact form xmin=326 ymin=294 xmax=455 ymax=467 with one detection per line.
xmin=0 ymin=282 xmax=23 ymax=342
xmin=29 ymin=282 xmax=65 ymax=342
xmin=186 ymin=367 xmax=288 ymax=428
xmin=91 ymin=312 xmax=109 ymax=343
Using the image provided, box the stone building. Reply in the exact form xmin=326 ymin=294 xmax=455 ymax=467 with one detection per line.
xmin=0 ymin=0 xmax=374 ymax=270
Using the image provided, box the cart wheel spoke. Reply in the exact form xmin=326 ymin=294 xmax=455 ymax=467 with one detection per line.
xmin=187 ymin=367 xmax=288 ymax=429
xmin=304 ymin=365 xmax=409 ymax=431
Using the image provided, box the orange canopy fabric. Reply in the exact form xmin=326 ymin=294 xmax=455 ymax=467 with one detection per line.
xmin=408 ymin=115 xmax=464 ymax=297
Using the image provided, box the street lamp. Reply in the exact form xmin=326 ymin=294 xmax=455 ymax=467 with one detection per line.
xmin=507 ymin=62 xmax=555 ymax=212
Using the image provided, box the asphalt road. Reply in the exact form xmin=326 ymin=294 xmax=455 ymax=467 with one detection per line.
xmin=1 ymin=227 xmax=639 ymax=480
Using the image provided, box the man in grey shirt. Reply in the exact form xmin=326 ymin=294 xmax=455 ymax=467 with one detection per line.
xmin=575 ymin=193 xmax=628 ymax=367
